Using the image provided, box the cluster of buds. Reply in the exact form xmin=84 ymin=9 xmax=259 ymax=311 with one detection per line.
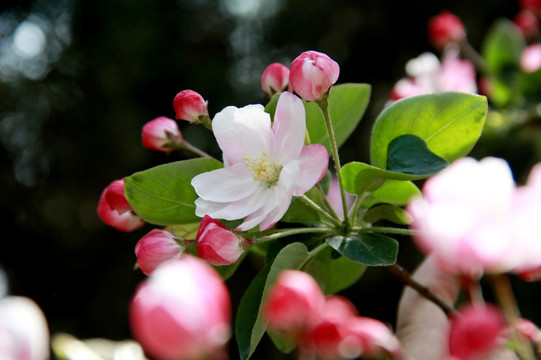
xmin=263 ymin=270 xmax=404 ymax=360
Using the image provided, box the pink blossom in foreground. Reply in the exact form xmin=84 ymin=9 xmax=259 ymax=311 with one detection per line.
xmin=0 ymin=296 xmax=49 ymax=360
xmin=97 ymin=179 xmax=145 ymax=232
xmin=427 ymin=11 xmax=466 ymax=50
xmin=521 ymin=43 xmax=541 ymax=73
xmin=173 ymin=90 xmax=209 ymax=123
xmin=448 ymin=304 xmax=506 ymax=360
xmin=191 ymin=92 xmax=329 ymax=231
xmin=261 ymin=63 xmax=290 ymax=98
xmin=141 ymin=116 xmax=183 ymax=153
xmin=135 ymin=229 xmax=183 ymax=275
xmin=196 ymin=215 xmax=250 ymax=266
xmin=130 ymin=255 xmax=231 ymax=360
xmin=408 ymin=157 xmax=516 ymax=275
xmin=289 ymin=50 xmax=340 ymax=102
xmin=390 ymin=51 xmax=477 ymax=101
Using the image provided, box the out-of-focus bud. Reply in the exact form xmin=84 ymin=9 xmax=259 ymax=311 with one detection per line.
xmin=521 ymin=43 xmax=541 ymax=72
xmin=427 ymin=11 xmax=466 ymax=49
xmin=347 ymin=317 xmax=404 ymax=360
xmin=141 ymin=117 xmax=183 ymax=153
xmin=261 ymin=63 xmax=290 ymax=98
xmin=196 ymin=215 xmax=250 ymax=266
xmin=264 ymin=270 xmax=325 ymax=341
xmin=0 ymin=296 xmax=50 ymax=360
xmin=514 ymin=10 xmax=540 ymax=41
xmin=135 ymin=229 xmax=184 ymax=275
xmin=520 ymin=0 xmax=541 ymax=19
xmin=515 ymin=318 xmax=541 ymax=343
xmin=130 ymin=255 xmax=231 ymax=360
xmin=173 ymin=90 xmax=209 ymax=124
xmin=289 ymin=50 xmax=340 ymax=102
xmin=448 ymin=304 xmax=506 ymax=360
xmin=97 ymin=179 xmax=145 ymax=232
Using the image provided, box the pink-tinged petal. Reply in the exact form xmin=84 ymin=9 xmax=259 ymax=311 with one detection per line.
xmin=103 ymin=179 xmax=132 ymax=214
xmin=293 ymin=144 xmax=329 ymax=196
xmin=271 ymin=92 xmax=306 ymax=162
xmin=209 ymin=186 xmax=269 ymax=222
xmin=135 ymin=229 xmax=183 ymax=275
xmin=197 ymin=218 xmax=247 ymax=266
xmin=258 ymin=195 xmax=293 ymax=231
xmin=212 ymin=104 xmax=272 ymax=164
xmin=194 ymin=198 xmax=230 ymax=218
xmin=191 ymin=163 xmax=258 ymax=202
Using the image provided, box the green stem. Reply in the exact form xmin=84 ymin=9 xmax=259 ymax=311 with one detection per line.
xmin=316 ymin=183 xmax=342 ymax=221
xmin=298 ymin=242 xmax=330 ymax=269
xmin=248 ymin=227 xmax=335 ymax=243
xmin=490 ymin=274 xmax=535 ymax=360
xmin=316 ymin=99 xmax=349 ymax=227
xmin=350 ymin=226 xmax=417 ymax=236
xmin=299 ymin=195 xmax=343 ymax=227
xmin=179 ymin=140 xmax=214 ymax=159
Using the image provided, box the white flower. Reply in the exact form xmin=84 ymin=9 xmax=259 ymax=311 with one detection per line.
xmin=191 ymin=92 xmax=329 ymax=231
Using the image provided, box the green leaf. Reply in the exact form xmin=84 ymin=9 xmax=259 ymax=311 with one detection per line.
xmin=362 ymin=204 xmax=413 ymax=225
xmin=305 ymin=246 xmax=366 ymax=295
xmin=124 ymin=158 xmax=223 ymax=226
xmin=165 ymin=222 xmax=200 ymax=240
xmin=305 ymin=83 xmax=371 ymax=153
xmin=341 ymin=161 xmax=427 ymax=195
xmin=370 ymin=92 xmax=487 ymax=169
xmin=386 ymin=134 xmax=449 ymax=175
xmin=264 ymin=92 xmax=280 ymax=119
xmin=363 ymin=180 xmax=420 ymax=208
xmin=236 ymin=242 xmax=309 ymax=360
xmin=326 ymin=233 xmax=398 ymax=266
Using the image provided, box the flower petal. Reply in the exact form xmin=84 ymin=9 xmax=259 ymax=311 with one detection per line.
xmin=210 ymin=186 xmax=269 ymax=221
xmin=271 ymin=92 xmax=306 ymax=162
xmin=212 ymin=104 xmax=272 ymax=164
xmin=191 ymin=163 xmax=258 ymax=202
xmin=293 ymin=144 xmax=329 ymax=196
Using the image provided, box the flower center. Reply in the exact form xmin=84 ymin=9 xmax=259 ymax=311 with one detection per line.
xmin=244 ymin=152 xmax=282 ymax=187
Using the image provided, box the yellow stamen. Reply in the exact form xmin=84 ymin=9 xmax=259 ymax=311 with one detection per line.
xmin=244 ymin=152 xmax=282 ymax=187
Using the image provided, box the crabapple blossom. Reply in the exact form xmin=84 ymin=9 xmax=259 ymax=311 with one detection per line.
xmin=390 ymin=51 xmax=477 ymax=101
xmin=261 ymin=62 xmax=290 ymax=98
xmin=289 ymin=50 xmax=340 ymax=102
xmin=521 ymin=43 xmax=541 ymax=73
xmin=173 ymin=90 xmax=209 ymax=124
xmin=191 ymin=92 xmax=329 ymax=231
xmin=196 ymin=215 xmax=250 ymax=266
xmin=427 ymin=11 xmax=466 ymax=49
xmin=448 ymin=304 xmax=506 ymax=360
xmin=97 ymin=179 xmax=145 ymax=232
xmin=141 ymin=116 xmax=183 ymax=153
xmin=134 ymin=229 xmax=183 ymax=275
xmin=129 ymin=255 xmax=231 ymax=360
xmin=407 ymin=157 xmax=516 ymax=275
xmin=0 ymin=296 xmax=49 ymax=360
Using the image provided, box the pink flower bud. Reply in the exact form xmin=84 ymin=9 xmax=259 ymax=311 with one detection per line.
xmin=141 ymin=116 xmax=183 ymax=153
xmin=173 ymin=90 xmax=209 ymax=123
xmin=521 ymin=43 xmax=541 ymax=73
xmin=427 ymin=11 xmax=466 ymax=49
xmin=129 ymin=255 xmax=231 ymax=360
xmin=97 ymin=179 xmax=145 ymax=232
xmin=196 ymin=215 xmax=250 ymax=266
xmin=0 ymin=296 xmax=50 ymax=360
xmin=515 ymin=319 xmax=541 ymax=343
xmin=514 ymin=10 xmax=539 ymax=41
xmin=264 ymin=270 xmax=325 ymax=340
xmin=347 ymin=317 xmax=404 ymax=359
xmin=520 ymin=0 xmax=541 ymax=18
xmin=135 ymin=229 xmax=184 ymax=275
xmin=261 ymin=63 xmax=290 ymax=98
xmin=448 ymin=303 xmax=506 ymax=360
xmin=289 ymin=50 xmax=340 ymax=102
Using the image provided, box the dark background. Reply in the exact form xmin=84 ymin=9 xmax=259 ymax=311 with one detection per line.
xmin=0 ymin=0 xmax=538 ymax=358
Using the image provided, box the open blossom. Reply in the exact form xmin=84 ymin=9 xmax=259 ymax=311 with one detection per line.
xmin=196 ymin=215 xmax=250 ymax=266
xmin=97 ymin=179 xmax=145 ymax=232
xmin=427 ymin=11 xmax=466 ymax=49
xmin=261 ymin=63 xmax=290 ymax=98
xmin=135 ymin=229 xmax=183 ymax=275
xmin=191 ymin=92 xmax=328 ymax=231
xmin=390 ymin=50 xmax=477 ymax=101
xmin=130 ymin=255 xmax=231 ymax=360
xmin=141 ymin=116 xmax=183 ymax=153
xmin=289 ymin=50 xmax=340 ymax=102
xmin=521 ymin=43 xmax=541 ymax=73
xmin=173 ymin=90 xmax=209 ymax=123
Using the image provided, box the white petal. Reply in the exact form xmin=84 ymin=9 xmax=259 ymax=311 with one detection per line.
xmin=271 ymin=92 xmax=306 ymax=163
xmin=191 ymin=163 xmax=258 ymax=202
xmin=194 ymin=198 xmax=229 ymax=217
xmin=212 ymin=104 xmax=272 ymax=164
xmin=293 ymin=144 xmax=329 ymax=196
xmin=210 ymin=186 xmax=269 ymax=220
xmin=258 ymin=195 xmax=293 ymax=230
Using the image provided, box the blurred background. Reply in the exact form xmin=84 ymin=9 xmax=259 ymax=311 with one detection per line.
xmin=0 ymin=0 xmax=538 ymax=358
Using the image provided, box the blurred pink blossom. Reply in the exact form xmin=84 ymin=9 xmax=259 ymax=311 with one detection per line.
xmin=427 ymin=11 xmax=466 ymax=50
xmin=521 ymin=43 xmax=541 ymax=73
